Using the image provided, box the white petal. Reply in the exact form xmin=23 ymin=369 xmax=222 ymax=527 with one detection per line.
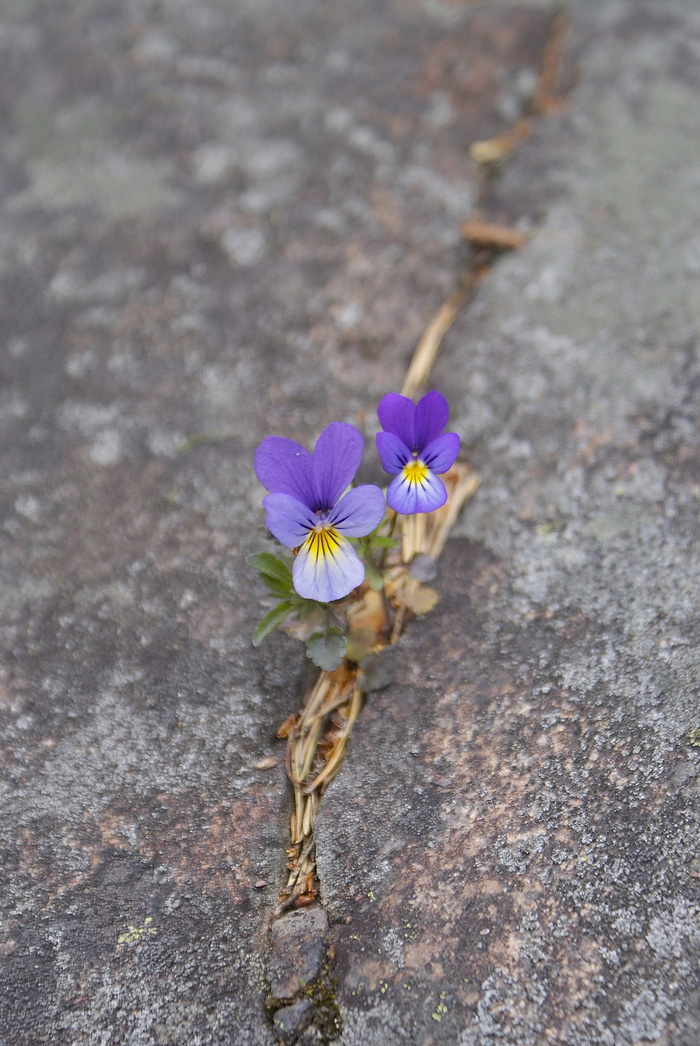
xmin=293 ymin=528 xmax=365 ymax=602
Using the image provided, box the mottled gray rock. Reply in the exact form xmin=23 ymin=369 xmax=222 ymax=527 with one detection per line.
xmin=1 ymin=0 xmax=699 ymax=1044
xmin=2 ymin=1 xmax=551 ymax=1042
xmin=317 ymin=2 xmax=700 ymax=1044
xmin=268 ymin=907 xmax=329 ymax=1001
xmin=272 ymin=998 xmax=315 ymax=1043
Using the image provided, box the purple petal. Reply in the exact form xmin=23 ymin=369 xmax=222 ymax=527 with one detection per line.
xmin=377 ymin=393 xmax=415 ymax=450
xmin=312 ymin=422 xmax=364 ymax=509
xmin=413 ymin=391 xmax=449 ymax=452
xmin=293 ymin=530 xmax=365 ymax=602
xmin=263 ymin=493 xmax=316 ymax=547
xmin=376 ymin=431 xmax=412 ymax=476
xmin=254 ymin=437 xmax=316 ymax=507
xmin=386 ymin=468 xmax=447 ymax=515
xmin=328 ymin=485 xmax=386 ymax=537
xmin=422 ymin=431 xmax=460 ymax=475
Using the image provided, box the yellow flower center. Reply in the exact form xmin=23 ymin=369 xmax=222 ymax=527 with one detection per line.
xmin=304 ymin=524 xmax=342 ymax=563
xmin=402 ymin=459 xmax=429 ymax=486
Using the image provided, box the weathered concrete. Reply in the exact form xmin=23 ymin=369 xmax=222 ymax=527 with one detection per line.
xmin=1 ymin=0 xmax=698 ymax=1044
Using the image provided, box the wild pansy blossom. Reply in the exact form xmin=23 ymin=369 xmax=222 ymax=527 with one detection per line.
xmin=376 ymin=390 xmax=460 ymax=514
xmin=254 ymin=423 xmax=385 ymax=604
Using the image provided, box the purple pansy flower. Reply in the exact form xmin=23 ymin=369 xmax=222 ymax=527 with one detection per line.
xmin=254 ymin=422 xmax=385 ymax=603
xmin=376 ymin=390 xmax=460 ymax=514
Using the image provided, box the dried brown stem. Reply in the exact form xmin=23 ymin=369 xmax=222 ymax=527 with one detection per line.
xmin=400 ymin=275 xmax=479 ymax=400
xmin=533 ymin=10 xmax=569 ymax=115
xmin=278 ymin=462 xmax=478 ymax=906
xmin=461 ymin=220 xmax=527 ymax=252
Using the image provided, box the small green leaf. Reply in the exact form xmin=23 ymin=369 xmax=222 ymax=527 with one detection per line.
xmin=252 ymin=601 xmax=296 ymax=646
xmin=295 ymin=599 xmax=321 ymax=622
xmin=371 ymin=536 xmax=398 ymax=550
xmin=247 ymin=552 xmax=293 ymax=583
xmin=305 ymin=629 xmax=348 ymax=672
xmin=247 ymin=553 xmax=295 ymax=597
xmin=257 ymin=574 xmax=295 ymax=597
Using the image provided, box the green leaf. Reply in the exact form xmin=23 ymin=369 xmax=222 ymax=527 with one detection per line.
xmin=305 ymin=628 xmax=348 ymax=672
xmin=295 ymin=599 xmax=321 ymax=622
xmin=257 ymin=574 xmax=295 ymax=597
xmin=247 ymin=552 xmax=293 ymax=583
xmin=252 ymin=601 xmax=296 ymax=646
xmin=247 ymin=553 xmax=295 ymax=597
xmin=370 ymin=536 xmax=398 ymax=550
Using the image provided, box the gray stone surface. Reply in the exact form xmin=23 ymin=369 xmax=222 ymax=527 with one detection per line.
xmin=268 ymin=908 xmax=329 ymax=1001
xmin=1 ymin=0 xmax=698 ymax=1044
xmin=272 ymin=999 xmax=315 ymax=1044
xmin=317 ymin=2 xmax=700 ymax=1044
xmin=1 ymin=2 xmax=546 ymax=1043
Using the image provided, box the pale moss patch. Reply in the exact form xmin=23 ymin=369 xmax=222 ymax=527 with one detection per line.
xmin=8 ymin=98 xmax=179 ymax=218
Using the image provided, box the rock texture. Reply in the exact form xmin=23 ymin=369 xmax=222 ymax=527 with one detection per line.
xmin=268 ymin=908 xmax=329 ymax=1001
xmin=317 ymin=3 xmax=700 ymax=1044
xmin=1 ymin=0 xmax=698 ymax=1044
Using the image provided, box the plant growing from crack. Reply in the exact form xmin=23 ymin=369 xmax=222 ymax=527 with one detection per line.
xmin=248 ymin=389 xmax=478 ymax=912
xmin=250 ymin=392 xmax=461 ymax=672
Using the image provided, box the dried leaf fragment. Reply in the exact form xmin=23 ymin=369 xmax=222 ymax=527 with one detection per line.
xmin=470 ymin=136 xmax=515 ymax=166
xmin=461 ymin=220 xmax=527 ymax=252
xmin=470 ymin=118 xmax=532 ymax=166
xmin=403 ymin=584 xmax=440 ymax=616
xmin=254 ymin=756 xmax=278 ymax=770
xmin=276 ymin=713 xmax=298 ymax=739
xmin=533 ymin=11 xmax=569 ymax=115
xmin=295 ymin=892 xmax=316 ymax=907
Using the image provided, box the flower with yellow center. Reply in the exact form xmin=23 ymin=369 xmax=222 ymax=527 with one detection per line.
xmin=254 ymin=423 xmax=385 ymax=603
xmin=376 ymin=391 xmax=460 ymax=514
